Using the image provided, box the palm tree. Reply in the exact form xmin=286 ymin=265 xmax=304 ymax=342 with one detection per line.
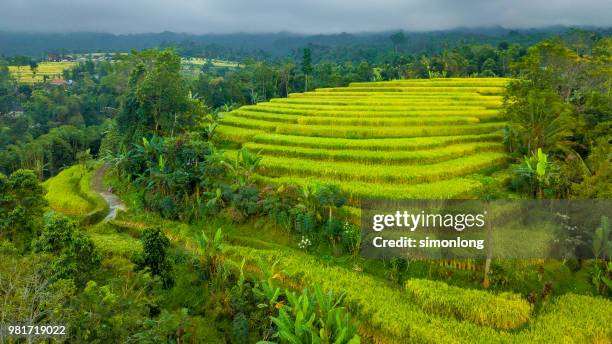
xmin=505 ymin=84 xmax=574 ymax=156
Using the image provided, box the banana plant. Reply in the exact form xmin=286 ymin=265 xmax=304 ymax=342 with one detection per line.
xmin=269 ymin=285 xmax=360 ymax=344
xmin=194 ymin=227 xmax=224 ymax=276
xmin=253 ymin=259 xmax=282 ymax=311
xmin=519 ymin=148 xmax=551 ymax=198
xmin=224 ymin=147 xmax=263 ymax=187
xmin=591 ymin=216 xmax=612 ymax=296
xmin=592 ymin=216 xmax=611 ymax=260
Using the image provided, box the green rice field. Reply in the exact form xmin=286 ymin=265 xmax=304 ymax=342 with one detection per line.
xmin=217 ymin=78 xmax=511 ymax=199
xmin=8 ymin=62 xmax=76 ymax=83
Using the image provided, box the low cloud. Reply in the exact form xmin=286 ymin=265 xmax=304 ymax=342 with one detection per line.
xmin=0 ymin=0 xmax=610 ymax=34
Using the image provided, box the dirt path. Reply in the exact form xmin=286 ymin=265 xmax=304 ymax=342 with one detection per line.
xmin=91 ymin=163 xmax=126 ymax=221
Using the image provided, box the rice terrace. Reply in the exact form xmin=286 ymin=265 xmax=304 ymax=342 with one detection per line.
xmin=218 ymin=78 xmax=509 ymax=200
xmin=0 ymin=2 xmax=611 ymax=343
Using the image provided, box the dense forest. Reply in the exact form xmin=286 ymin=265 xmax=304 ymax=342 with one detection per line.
xmin=2 ymin=26 xmax=610 ymax=59
xmin=0 ymin=26 xmax=611 ymax=342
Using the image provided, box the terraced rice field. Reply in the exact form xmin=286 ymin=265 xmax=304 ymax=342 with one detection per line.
xmin=43 ymin=165 xmax=109 ymax=224
xmin=218 ymin=78 xmax=510 ymax=200
xmin=8 ymin=62 xmax=76 ymax=83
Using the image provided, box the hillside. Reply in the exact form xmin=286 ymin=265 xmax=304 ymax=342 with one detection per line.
xmin=218 ymin=78 xmax=510 ymax=200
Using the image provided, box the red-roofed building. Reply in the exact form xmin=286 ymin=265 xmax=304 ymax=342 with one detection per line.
xmin=49 ymin=79 xmax=67 ymax=86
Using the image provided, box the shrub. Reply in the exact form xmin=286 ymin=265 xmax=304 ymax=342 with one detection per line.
xmin=133 ymin=227 xmax=174 ymax=289
xmin=340 ymin=222 xmax=361 ymax=255
xmin=230 ymin=185 xmax=260 ymax=218
xmin=231 ymin=312 xmax=249 ymax=344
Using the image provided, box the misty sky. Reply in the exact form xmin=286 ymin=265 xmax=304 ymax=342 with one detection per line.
xmin=1 ymin=0 xmax=610 ymax=34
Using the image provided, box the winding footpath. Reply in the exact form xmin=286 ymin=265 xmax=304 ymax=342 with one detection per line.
xmin=91 ymin=164 xmax=126 ymax=221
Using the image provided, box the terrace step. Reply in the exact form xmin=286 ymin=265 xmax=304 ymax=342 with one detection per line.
xmin=244 ymin=141 xmax=505 ymax=165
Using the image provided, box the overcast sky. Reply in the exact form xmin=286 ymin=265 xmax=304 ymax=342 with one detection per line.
xmin=0 ymin=0 xmax=610 ymax=34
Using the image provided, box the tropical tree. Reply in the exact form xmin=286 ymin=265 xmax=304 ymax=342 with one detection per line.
xmin=0 ymin=169 xmax=47 ymax=250
xmin=117 ymin=49 xmax=207 ymax=145
xmin=389 ymin=31 xmax=407 ymax=53
xmin=134 ymin=227 xmax=174 ymax=289
xmin=32 ymin=213 xmax=101 ymax=286
xmin=302 ymin=48 xmax=313 ymax=92
xmin=504 ymin=82 xmax=574 ymax=156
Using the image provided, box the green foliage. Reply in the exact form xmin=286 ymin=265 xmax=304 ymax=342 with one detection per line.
xmin=231 ymin=312 xmax=250 ymax=344
xmin=340 ymin=222 xmax=361 ymax=256
xmin=591 ymin=216 xmax=612 ymax=296
xmin=131 ymin=308 xmax=195 ymax=343
xmin=256 ymin=174 xmax=483 ymax=200
xmin=571 ymin=137 xmax=612 ymax=198
xmin=504 ymin=80 xmax=573 ymax=155
xmin=117 ymin=49 xmax=207 ymax=144
xmin=88 ymin=232 xmax=143 ymax=257
xmin=229 ymin=245 xmax=612 ymax=343
xmin=302 ymin=48 xmax=313 ymax=91
xmin=0 ymin=124 xmax=103 ymax=179
xmin=134 ymin=227 xmax=175 ymax=289
xmin=0 ymin=169 xmax=47 ymax=249
xmin=270 ymin=285 xmax=360 ymax=344
xmin=592 ymin=216 xmax=611 ymax=259
xmin=0 ymin=254 xmax=75 ymax=335
xmin=505 ymin=38 xmax=612 ymax=199
xmin=513 ymin=148 xmax=552 ymax=198
xmin=32 ymin=213 xmax=101 ymax=285
xmin=253 ymin=151 xmax=507 ymax=184
xmin=244 ymin=141 xmax=503 ymax=165
xmin=68 ymin=271 xmax=156 ymax=343
xmin=249 ymin=132 xmax=503 ymax=151
xmin=195 ymin=227 xmax=225 ymax=277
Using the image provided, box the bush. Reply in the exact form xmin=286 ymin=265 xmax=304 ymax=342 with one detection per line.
xmin=340 ymin=223 xmax=360 ymax=255
xmin=133 ymin=227 xmax=174 ymax=289
xmin=231 ymin=185 xmax=260 ymax=218
xmin=231 ymin=312 xmax=249 ymax=344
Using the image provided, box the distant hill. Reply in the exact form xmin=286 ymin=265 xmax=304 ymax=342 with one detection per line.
xmin=1 ymin=26 xmax=610 ymax=60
